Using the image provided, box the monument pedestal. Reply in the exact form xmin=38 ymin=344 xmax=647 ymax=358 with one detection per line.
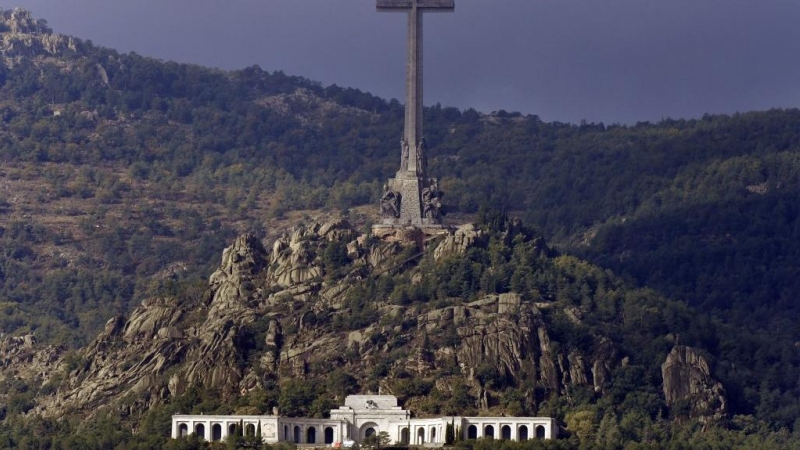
xmin=371 ymin=223 xmax=450 ymax=242
xmin=376 ymin=170 xmax=444 ymax=230
xmin=390 ymin=171 xmax=422 ymax=226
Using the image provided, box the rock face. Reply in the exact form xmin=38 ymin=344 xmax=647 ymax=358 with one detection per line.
xmin=36 ymin=299 xmax=187 ymax=415
xmin=33 ymin=233 xmax=274 ymax=417
xmin=268 ymin=224 xmax=326 ymax=289
xmin=662 ymin=346 xmax=727 ymax=422
xmin=20 ymin=219 xmax=614 ymax=418
xmin=434 ymin=223 xmax=484 ymax=260
xmin=420 ymin=293 xmax=614 ymax=396
xmin=3 ymin=8 xmax=50 ymax=35
xmin=0 ymin=334 xmax=63 ymax=382
xmin=2 ymin=218 xmax=700 ymax=423
xmin=0 ymin=8 xmax=78 ymax=59
xmin=25 ymin=220 xmax=379 ymax=417
xmin=208 ymin=233 xmax=267 ymax=312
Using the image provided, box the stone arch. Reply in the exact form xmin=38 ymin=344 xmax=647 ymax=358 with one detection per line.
xmin=284 ymin=425 xmax=289 ymax=441
xmin=501 ymin=425 xmax=511 ymax=440
xmin=195 ymin=423 xmax=205 ymax=440
xmin=179 ymin=423 xmax=189 ymax=437
xmin=307 ymin=426 xmax=317 ymax=444
xmin=246 ymin=424 xmax=256 ymax=436
xmin=212 ymin=424 xmax=222 ymax=441
xmin=294 ymin=425 xmax=302 ymax=443
xmin=401 ymin=427 xmax=410 ymax=444
xmin=417 ymin=427 xmax=425 ymax=444
xmin=484 ymin=425 xmax=494 ymax=439
xmin=535 ymin=425 xmax=546 ymax=439
xmin=229 ymin=423 xmax=238 ymax=436
xmin=325 ymin=426 xmax=335 ymax=444
xmin=360 ymin=422 xmax=379 ymax=441
xmin=518 ymin=425 xmax=529 ymax=441
xmin=467 ymin=425 xmax=477 ymax=440
xmin=430 ymin=427 xmax=436 ymax=442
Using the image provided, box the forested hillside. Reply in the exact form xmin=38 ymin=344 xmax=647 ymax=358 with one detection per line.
xmin=1 ymin=7 xmax=800 ymax=448
xmin=0 ymin=215 xmax=788 ymax=450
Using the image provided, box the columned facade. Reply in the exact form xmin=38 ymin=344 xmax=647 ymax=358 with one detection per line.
xmin=172 ymin=395 xmax=558 ymax=444
xmin=461 ymin=417 xmax=557 ymax=441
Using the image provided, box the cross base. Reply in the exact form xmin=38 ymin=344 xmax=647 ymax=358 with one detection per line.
xmin=371 ymin=223 xmax=450 ymax=243
xmin=380 ymin=173 xmax=442 ymax=227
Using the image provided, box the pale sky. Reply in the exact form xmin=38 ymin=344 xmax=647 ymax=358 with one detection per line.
xmin=4 ymin=0 xmax=800 ymax=124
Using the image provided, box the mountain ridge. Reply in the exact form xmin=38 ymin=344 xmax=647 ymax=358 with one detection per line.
xmin=0 ymin=8 xmax=799 ymax=448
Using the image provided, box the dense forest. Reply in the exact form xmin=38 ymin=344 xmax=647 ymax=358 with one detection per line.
xmin=1 ymin=8 xmax=800 ymax=449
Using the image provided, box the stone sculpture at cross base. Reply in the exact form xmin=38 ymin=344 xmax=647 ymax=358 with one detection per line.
xmin=374 ymin=0 xmax=454 ymax=233
xmin=380 ymin=138 xmax=443 ymax=227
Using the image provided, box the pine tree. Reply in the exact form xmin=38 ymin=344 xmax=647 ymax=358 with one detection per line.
xmin=227 ymin=423 xmax=244 ymax=450
xmin=445 ymin=421 xmax=455 ymax=445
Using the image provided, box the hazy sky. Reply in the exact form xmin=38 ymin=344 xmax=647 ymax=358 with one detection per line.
xmin=4 ymin=0 xmax=800 ymax=124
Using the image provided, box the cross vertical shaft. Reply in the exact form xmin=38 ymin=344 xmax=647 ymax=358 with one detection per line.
xmin=377 ymin=1 xmax=454 ymax=172
xmin=405 ymin=5 xmax=423 ymax=173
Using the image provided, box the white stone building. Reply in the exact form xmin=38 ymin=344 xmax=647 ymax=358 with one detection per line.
xmin=172 ymin=395 xmax=557 ymax=444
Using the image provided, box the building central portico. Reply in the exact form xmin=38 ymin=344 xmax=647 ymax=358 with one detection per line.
xmin=171 ymin=394 xmax=557 ymax=444
xmin=329 ymin=395 xmax=411 ymax=441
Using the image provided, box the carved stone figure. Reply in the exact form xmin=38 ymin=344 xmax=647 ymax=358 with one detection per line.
xmin=417 ymin=137 xmax=427 ymax=176
xmin=380 ymin=184 xmax=401 ymax=218
xmin=421 ymin=183 xmax=441 ymax=220
xmin=401 ymin=137 xmax=410 ymax=171
xmin=365 ymin=399 xmax=379 ymax=410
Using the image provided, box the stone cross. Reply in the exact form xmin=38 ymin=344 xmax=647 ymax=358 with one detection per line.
xmin=377 ymin=0 xmax=454 ymax=175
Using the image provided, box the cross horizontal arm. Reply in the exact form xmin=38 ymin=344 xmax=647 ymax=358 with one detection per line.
xmin=377 ymin=0 xmax=454 ymax=12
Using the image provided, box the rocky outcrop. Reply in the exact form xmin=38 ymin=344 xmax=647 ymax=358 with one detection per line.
xmin=268 ymin=224 xmax=326 ymax=289
xmin=13 ymin=219 xmax=636 ymax=420
xmin=208 ymin=233 xmax=267 ymax=313
xmin=265 ymin=220 xmax=400 ymax=304
xmin=2 ymin=8 xmax=51 ymax=35
xmin=33 ymin=234 xmax=273 ymax=417
xmin=590 ymin=337 xmax=615 ymax=393
xmin=434 ymin=223 xmax=484 ymax=260
xmin=0 ymin=334 xmax=64 ymax=382
xmin=0 ymin=334 xmax=37 ymax=365
xmin=168 ymin=234 xmax=270 ymax=398
xmin=416 ymin=293 xmax=617 ymax=404
xmin=0 ymin=8 xmax=78 ymax=59
xmin=176 ymin=319 xmax=247 ymax=397
xmin=35 ymin=298 xmax=189 ymax=415
xmin=662 ymin=346 xmax=727 ymax=422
